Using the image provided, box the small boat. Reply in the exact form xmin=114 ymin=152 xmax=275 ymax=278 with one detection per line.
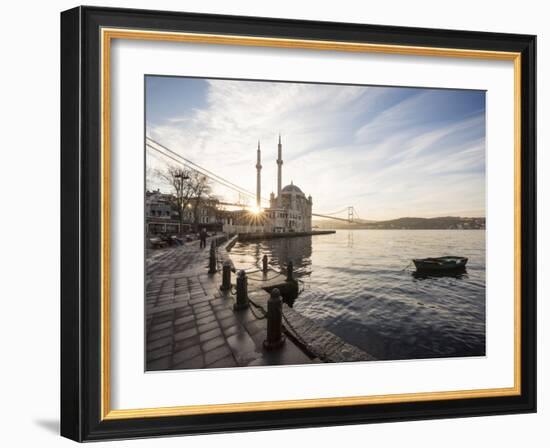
xmin=413 ymin=256 xmax=468 ymax=272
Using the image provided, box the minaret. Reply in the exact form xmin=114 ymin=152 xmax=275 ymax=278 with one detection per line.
xmin=256 ymin=140 xmax=262 ymax=209
xmin=277 ymin=133 xmax=283 ymax=207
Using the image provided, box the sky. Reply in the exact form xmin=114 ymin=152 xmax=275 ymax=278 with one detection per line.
xmin=145 ymin=76 xmax=486 ymax=221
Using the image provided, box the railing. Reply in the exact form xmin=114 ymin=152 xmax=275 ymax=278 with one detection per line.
xmin=208 ymin=240 xmax=309 ymax=353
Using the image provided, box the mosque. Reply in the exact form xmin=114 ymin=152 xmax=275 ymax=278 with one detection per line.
xmin=253 ymin=135 xmax=313 ymax=233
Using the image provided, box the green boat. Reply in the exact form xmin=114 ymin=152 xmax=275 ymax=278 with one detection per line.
xmin=413 ymin=256 xmax=468 ymax=272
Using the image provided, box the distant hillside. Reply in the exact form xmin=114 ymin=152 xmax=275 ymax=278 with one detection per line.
xmin=313 ymin=216 xmax=485 ymax=230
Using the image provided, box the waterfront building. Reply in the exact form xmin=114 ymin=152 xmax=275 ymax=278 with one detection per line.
xmin=263 ymin=135 xmax=313 ymax=233
xmin=225 ymin=135 xmax=312 ymax=234
xmin=266 ymin=182 xmax=313 ymax=232
xmin=145 ymin=190 xmax=176 ymax=219
xmin=145 ymin=190 xmax=180 ymax=234
xmin=146 ymin=191 xmax=229 ymax=235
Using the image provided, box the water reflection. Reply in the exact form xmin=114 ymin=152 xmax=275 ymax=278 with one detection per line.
xmin=246 ymin=236 xmax=313 ymax=276
xmin=347 ymin=231 xmax=354 ymax=248
xmin=412 ymin=269 xmax=468 ymax=280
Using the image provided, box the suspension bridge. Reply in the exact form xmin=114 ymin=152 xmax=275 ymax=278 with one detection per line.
xmin=146 ymin=137 xmax=366 ymax=224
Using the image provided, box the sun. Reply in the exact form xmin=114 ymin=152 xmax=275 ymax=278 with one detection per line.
xmin=249 ymin=205 xmax=262 ymax=215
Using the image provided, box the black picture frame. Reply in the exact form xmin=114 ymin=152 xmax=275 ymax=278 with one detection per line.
xmin=61 ymin=5 xmax=536 ymax=442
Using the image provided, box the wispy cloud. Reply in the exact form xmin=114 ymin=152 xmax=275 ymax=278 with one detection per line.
xmin=146 ymin=78 xmax=485 ymax=220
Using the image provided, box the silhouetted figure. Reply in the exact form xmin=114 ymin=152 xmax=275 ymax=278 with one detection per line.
xmin=199 ymin=228 xmax=207 ymax=249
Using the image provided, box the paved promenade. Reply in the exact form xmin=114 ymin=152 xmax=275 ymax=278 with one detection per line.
xmin=145 ymin=236 xmax=313 ymax=371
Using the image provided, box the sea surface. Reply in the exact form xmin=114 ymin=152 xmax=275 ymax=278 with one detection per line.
xmin=230 ymin=229 xmax=486 ymax=361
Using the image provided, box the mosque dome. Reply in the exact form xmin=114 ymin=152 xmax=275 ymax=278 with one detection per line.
xmin=281 ymin=181 xmax=304 ymax=195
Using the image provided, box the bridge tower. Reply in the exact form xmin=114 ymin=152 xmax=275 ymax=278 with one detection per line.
xmin=348 ymin=206 xmax=354 ymax=223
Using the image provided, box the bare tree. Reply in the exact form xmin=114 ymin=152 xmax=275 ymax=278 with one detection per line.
xmin=154 ymin=165 xmax=211 ymax=235
xmin=190 ymin=175 xmax=212 ymax=232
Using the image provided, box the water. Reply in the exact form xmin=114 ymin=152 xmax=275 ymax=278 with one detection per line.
xmin=230 ymin=230 xmax=486 ymax=361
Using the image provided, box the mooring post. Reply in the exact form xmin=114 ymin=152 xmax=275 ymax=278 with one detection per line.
xmin=262 ymin=255 xmax=268 ymax=273
xmin=220 ymin=261 xmax=232 ymax=291
xmin=263 ymin=288 xmax=285 ymax=350
xmin=233 ymin=270 xmax=249 ymax=310
xmin=286 ymin=260 xmax=294 ymax=282
xmin=208 ymin=243 xmax=217 ymax=274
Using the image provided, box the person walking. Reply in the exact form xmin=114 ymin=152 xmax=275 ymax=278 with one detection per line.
xmin=199 ymin=228 xmax=207 ymax=249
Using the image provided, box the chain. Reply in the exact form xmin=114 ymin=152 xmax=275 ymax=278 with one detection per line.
xmin=247 ymin=297 xmax=267 ymax=320
xmin=281 ymin=310 xmax=309 ymax=348
xmin=246 ymin=271 xmax=284 ymax=282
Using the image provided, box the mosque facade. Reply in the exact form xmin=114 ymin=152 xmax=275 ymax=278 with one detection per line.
xmin=256 ymin=135 xmax=313 ymax=233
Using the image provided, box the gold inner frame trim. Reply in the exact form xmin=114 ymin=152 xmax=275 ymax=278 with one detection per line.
xmin=100 ymin=27 xmax=522 ymax=421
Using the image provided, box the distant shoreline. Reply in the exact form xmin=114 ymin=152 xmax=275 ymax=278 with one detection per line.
xmin=313 ymin=216 xmax=485 ymax=231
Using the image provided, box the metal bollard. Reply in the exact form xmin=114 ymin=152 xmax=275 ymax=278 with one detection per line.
xmin=220 ymin=261 xmax=232 ymax=291
xmin=263 ymin=288 xmax=285 ymax=350
xmin=262 ymin=255 xmax=268 ymax=273
xmin=208 ymin=244 xmax=217 ymax=274
xmin=286 ymin=260 xmax=294 ymax=282
xmin=233 ymin=270 xmax=249 ymax=310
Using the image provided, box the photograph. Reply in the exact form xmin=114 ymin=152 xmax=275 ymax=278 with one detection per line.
xmin=144 ymin=76 xmax=487 ymax=371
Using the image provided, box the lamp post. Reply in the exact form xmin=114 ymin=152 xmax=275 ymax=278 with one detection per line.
xmin=174 ymin=171 xmax=189 ymax=236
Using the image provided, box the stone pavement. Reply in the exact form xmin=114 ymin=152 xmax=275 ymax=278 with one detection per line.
xmin=145 ymin=236 xmax=313 ymax=371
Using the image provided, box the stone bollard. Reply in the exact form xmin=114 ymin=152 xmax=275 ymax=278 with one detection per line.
xmin=263 ymin=288 xmax=286 ymax=350
xmin=262 ymin=255 xmax=268 ymax=273
xmin=233 ymin=270 xmax=249 ymax=310
xmin=208 ymin=244 xmax=217 ymax=274
xmin=219 ymin=261 xmax=232 ymax=291
xmin=286 ymin=260 xmax=294 ymax=282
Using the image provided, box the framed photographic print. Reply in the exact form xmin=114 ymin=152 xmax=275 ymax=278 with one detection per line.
xmin=60 ymin=6 xmax=536 ymax=441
